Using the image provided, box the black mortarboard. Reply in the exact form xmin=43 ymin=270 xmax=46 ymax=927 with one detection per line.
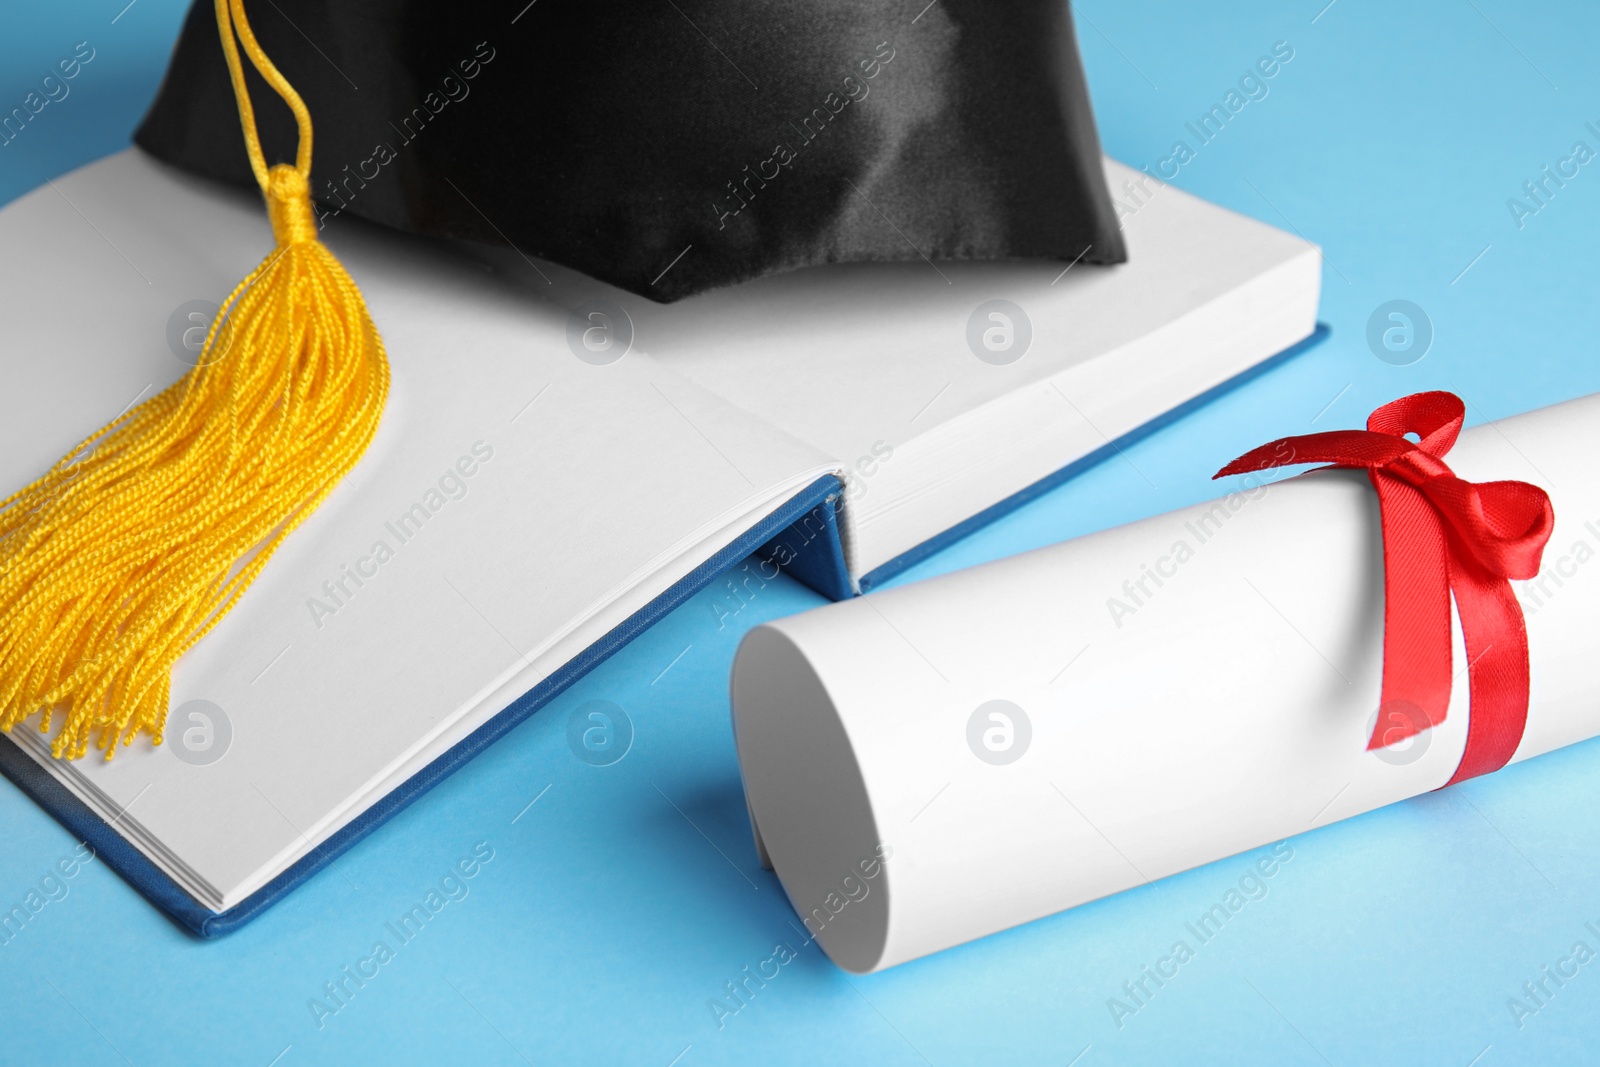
xmin=135 ymin=0 xmax=1127 ymax=301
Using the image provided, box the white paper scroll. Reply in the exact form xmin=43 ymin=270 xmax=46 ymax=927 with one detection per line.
xmin=731 ymin=393 xmax=1600 ymax=973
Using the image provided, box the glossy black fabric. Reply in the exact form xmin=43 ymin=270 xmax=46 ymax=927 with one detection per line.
xmin=135 ymin=1 xmax=1126 ymax=301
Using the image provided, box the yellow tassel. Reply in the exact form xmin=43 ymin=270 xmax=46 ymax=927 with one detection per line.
xmin=0 ymin=0 xmax=389 ymax=759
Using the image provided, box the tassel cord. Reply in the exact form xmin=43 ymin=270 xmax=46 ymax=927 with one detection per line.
xmin=0 ymin=0 xmax=389 ymax=758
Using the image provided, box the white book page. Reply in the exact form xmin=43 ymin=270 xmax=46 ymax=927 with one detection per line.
xmin=0 ymin=150 xmax=836 ymax=905
xmin=622 ymin=160 xmax=1316 ymax=468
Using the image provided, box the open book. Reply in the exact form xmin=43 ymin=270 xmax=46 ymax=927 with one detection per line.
xmin=0 ymin=149 xmax=1322 ymax=934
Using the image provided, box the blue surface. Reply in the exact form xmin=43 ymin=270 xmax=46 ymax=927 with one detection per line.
xmin=4 ymin=2 xmax=1599 ymax=1064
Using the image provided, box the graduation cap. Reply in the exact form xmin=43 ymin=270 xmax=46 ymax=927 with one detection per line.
xmin=136 ymin=0 xmax=1127 ymax=301
xmin=0 ymin=0 xmax=1125 ymax=758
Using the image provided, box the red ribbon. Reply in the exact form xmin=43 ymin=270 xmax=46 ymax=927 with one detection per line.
xmin=1215 ymin=391 xmax=1554 ymax=785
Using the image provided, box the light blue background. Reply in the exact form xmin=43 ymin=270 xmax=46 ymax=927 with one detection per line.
xmin=4 ymin=2 xmax=1598 ymax=1064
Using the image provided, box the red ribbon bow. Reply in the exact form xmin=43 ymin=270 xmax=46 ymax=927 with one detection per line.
xmin=1215 ymin=391 xmax=1554 ymax=785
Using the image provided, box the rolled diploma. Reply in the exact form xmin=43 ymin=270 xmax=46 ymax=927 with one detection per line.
xmin=731 ymin=393 xmax=1600 ymax=973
